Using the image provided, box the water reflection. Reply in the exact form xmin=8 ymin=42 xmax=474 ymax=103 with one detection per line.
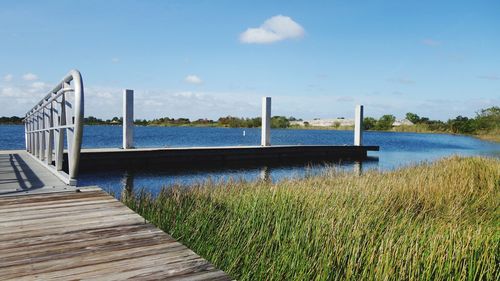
xmin=353 ymin=161 xmax=362 ymax=176
xmin=122 ymin=171 xmax=134 ymax=199
xmin=259 ymin=166 xmax=271 ymax=182
xmin=82 ymin=157 xmax=381 ymax=196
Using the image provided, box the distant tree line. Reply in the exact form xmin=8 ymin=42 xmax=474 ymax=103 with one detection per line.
xmin=84 ymin=116 xmax=123 ymax=125
xmin=216 ymin=116 xmax=293 ymax=128
xmin=363 ymin=106 xmax=499 ymax=135
xmin=1 ymin=106 xmax=497 ymax=136
xmin=0 ymin=116 xmax=23 ymax=125
xmin=83 ymin=115 xmax=295 ymax=129
xmin=145 ymin=116 xmax=294 ymax=128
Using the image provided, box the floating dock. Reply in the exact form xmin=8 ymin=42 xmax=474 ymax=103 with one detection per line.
xmin=78 ymin=145 xmax=379 ymax=171
xmin=0 ymin=151 xmax=230 ymax=280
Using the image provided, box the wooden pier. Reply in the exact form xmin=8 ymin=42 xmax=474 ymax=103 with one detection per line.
xmin=0 ymin=151 xmax=231 ymax=280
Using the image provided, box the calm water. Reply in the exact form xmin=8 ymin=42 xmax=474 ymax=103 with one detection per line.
xmin=1 ymin=125 xmax=499 ymax=195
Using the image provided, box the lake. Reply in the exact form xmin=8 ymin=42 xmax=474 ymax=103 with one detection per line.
xmin=1 ymin=125 xmax=498 ymax=195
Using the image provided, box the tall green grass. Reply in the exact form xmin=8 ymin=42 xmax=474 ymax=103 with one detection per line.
xmin=123 ymin=157 xmax=500 ymax=280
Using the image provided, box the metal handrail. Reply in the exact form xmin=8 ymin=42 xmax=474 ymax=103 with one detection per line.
xmin=23 ymin=69 xmax=84 ymax=185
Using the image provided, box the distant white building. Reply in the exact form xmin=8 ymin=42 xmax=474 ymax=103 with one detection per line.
xmin=291 ymin=117 xmax=415 ymax=127
xmin=392 ymin=119 xmax=414 ymax=126
xmin=291 ymin=118 xmax=354 ymax=127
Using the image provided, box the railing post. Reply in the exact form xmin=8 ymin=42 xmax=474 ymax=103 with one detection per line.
xmin=64 ymin=82 xmax=75 ymax=174
xmin=123 ymin=89 xmax=134 ymax=149
xmin=36 ymin=110 xmax=41 ymax=158
xmin=24 ymin=119 xmax=28 ymax=151
xmin=67 ymin=70 xmax=84 ymax=184
xmin=46 ymin=99 xmax=54 ymax=164
xmin=40 ymin=109 xmax=45 ymax=161
xmin=40 ymin=108 xmax=45 ymax=159
xmin=261 ymin=97 xmax=271 ymax=146
xmin=43 ymin=104 xmax=50 ymax=163
xmin=354 ymin=105 xmax=364 ymax=146
xmin=29 ymin=113 xmax=34 ymax=153
xmin=55 ymin=94 xmax=66 ymax=171
xmin=25 ymin=116 xmax=29 ymax=152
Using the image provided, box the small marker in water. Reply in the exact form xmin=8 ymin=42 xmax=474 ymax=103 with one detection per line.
xmin=243 ymin=130 xmax=246 ymax=136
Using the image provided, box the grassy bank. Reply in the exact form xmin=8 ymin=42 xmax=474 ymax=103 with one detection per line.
xmin=123 ymin=157 xmax=499 ymax=280
xmin=290 ymin=124 xmax=500 ymax=142
xmin=473 ymin=128 xmax=500 ymax=142
xmin=476 ymin=134 xmax=500 ymax=142
xmin=394 ymin=125 xmax=500 ymax=142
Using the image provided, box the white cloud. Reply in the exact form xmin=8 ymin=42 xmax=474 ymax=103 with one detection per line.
xmin=240 ymin=15 xmax=305 ymax=44
xmin=1 ymin=86 xmax=34 ymax=98
xmin=3 ymin=74 xmax=13 ymax=82
xmin=26 ymin=81 xmax=52 ymax=94
xmin=95 ymin=91 xmax=114 ymax=99
xmin=22 ymin=73 xmax=38 ymax=81
xmin=1 ymin=87 xmax=17 ymax=97
xmin=143 ymin=99 xmax=164 ymax=107
xmin=184 ymin=75 xmax=203 ymax=85
xmin=111 ymin=58 xmax=120 ymax=63
xmin=31 ymin=81 xmax=47 ymax=90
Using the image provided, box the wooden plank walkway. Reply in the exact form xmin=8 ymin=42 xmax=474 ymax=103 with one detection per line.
xmin=0 ymin=151 xmax=230 ymax=280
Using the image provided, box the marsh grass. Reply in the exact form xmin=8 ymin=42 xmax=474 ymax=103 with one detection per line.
xmin=123 ymin=157 xmax=500 ymax=280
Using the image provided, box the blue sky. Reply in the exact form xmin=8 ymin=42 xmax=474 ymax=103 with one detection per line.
xmin=0 ymin=0 xmax=499 ymax=120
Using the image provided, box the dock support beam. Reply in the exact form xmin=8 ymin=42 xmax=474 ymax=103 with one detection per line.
xmin=261 ymin=97 xmax=271 ymax=146
xmin=123 ymin=89 xmax=134 ymax=149
xmin=354 ymin=105 xmax=363 ymax=146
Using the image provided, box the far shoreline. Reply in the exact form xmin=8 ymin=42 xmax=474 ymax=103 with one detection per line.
xmin=1 ymin=122 xmax=498 ymax=143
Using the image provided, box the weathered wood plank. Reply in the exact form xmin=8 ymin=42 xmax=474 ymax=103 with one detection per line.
xmin=0 ymin=215 xmax=144 ymax=242
xmin=0 ymin=212 xmax=142 ymax=234
xmin=0 ymin=203 xmax=127 ymax=223
xmin=0 ymin=193 xmax=113 ymax=209
xmin=0 ymin=198 xmax=118 ymax=214
xmin=0 ymin=234 xmax=179 ymax=271
xmin=13 ymin=253 xmax=225 ymax=281
xmin=0 ymin=205 xmax=135 ymax=226
xmin=0 ymin=224 xmax=163 ymax=254
xmin=0 ymin=200 xmax=125 ymax=221
xmin=0 ymin=190 xmax=107 ymax=206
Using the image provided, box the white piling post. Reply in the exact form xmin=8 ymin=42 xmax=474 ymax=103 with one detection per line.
xmin=261 ymin=97 xmax=271 ymax=146
xmin=123 ymin=89 xmax=134 ymax=149
xmin=354 ymin=105 xmax=363 ymax=146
